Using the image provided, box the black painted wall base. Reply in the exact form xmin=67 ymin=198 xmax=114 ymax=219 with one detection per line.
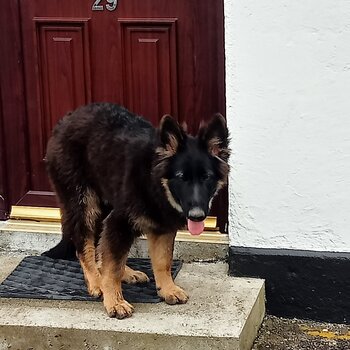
xmin=229 ymin=246 xmax=350 ymax=324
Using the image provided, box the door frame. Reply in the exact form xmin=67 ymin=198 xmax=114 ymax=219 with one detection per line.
xmin=0 ymin=0 xmax=30 ymax=219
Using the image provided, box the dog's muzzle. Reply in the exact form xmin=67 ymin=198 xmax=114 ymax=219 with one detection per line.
xmin=187 ymin=207 xmax=205 ymax=236
xmin=188 ymin=207 xmax=206 ymax=222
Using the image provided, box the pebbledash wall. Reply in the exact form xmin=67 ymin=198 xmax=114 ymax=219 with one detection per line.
xmin=224 ymin=1 xmax=350 ymax=323
xmin=224 ymin=0 xmax=350 ymax=252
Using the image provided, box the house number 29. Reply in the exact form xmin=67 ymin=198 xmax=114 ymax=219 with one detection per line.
xmin=92 ymin=0 xmax=118 ymax=11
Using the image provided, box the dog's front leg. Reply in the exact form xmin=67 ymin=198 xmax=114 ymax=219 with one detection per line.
xmin=147 ymin=232 xmax=189 ymax=304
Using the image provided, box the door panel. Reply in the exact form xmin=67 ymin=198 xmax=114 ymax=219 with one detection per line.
xmin=36 ymin=19 xmax=92 ymax=127
xmin=15 ymin=0 xmax=227 ymax=230
xmin=120 ymin=19 xmax=178 ymax=124
xmin=31 ymin=19 xmax=92 ymax=190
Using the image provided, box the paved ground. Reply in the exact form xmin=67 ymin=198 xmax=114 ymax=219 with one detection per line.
xmin=253 ymin=315 xmax=350 ymax=350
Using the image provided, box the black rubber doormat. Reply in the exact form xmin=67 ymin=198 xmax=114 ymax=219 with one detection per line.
xmin=0 ymin=256 xmax=182 ymax=303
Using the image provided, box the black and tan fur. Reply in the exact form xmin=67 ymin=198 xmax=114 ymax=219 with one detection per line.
xmin=45 ymin=103 xmax=229 ymax=318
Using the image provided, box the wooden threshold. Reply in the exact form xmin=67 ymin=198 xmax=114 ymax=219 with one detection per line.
xmin=7 ymin=206 xmax=228 ymax=244
xmin=1 ymin=219 xmax=228 ymax=244
xmin=10 ymin=205 xmax=219 ymax=230
xmin=10 ymin=206 xmax=60 ymax=222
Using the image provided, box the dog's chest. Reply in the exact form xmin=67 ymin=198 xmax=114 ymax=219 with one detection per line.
xmin=130 ymin=214 xmax=185 ymax=235
xmin=131 ymin=215 xmax=157 ymax=235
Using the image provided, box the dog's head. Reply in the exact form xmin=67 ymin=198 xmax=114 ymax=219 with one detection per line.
xmin=155 ymin=114 xmax=230 ymax=235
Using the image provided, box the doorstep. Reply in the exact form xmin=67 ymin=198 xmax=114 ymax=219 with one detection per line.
xmin=0 ymin=220 xmax=229 ymax=262
xmin=0 ymin=253 xmax=265 ymax=350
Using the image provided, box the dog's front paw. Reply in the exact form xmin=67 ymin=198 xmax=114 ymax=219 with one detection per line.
xmin=122 ymin=269 xmax=150 ymax=284
xmin=104 ymin=299 xmax=134 ymax=319
xmin=158 ymin=284 xmax=189 ymax=305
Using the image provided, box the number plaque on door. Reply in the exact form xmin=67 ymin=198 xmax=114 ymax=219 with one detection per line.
xmin=92 ymin=0 xmax=118 ymax=11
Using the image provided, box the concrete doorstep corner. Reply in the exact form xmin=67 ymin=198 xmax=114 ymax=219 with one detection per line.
xmin=0 ymin=254 xmax=265 ymax=350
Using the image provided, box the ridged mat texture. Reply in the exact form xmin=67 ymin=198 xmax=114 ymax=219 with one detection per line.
xmin=0 ymin=256 xmax=182 ymax=303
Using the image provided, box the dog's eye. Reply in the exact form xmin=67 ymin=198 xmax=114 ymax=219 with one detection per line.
xmin=175 ymin=171 xmax=184 ymax=179
xmin=203 ymin=172 xmax=214 ymax=181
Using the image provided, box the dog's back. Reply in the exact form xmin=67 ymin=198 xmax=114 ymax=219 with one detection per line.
xmin=47 ymin=103 xmax=157 ymax=214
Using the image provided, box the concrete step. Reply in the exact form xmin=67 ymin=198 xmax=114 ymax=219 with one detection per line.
xmin=0 ymin=220 xmax=228 ymax=262
xmin=0 ymin=253 xmax=265 ymax=350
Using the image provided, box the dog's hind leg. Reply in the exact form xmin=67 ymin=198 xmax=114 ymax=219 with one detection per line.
xmin=147 ymin=232 xmax=189 ymax=305
xmin=46 ymin=141 xmax=103 ymax=296
xmin=97 ymin=211 xmax=135 ymax=318
xmin=78 ymin=188 xmax=103 ymax=297
xmin=60 ymin=188 xmax=103 ymax=297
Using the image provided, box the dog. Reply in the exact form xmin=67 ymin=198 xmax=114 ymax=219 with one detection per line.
xmin=44 ymin=103 xmax=230 ymax=318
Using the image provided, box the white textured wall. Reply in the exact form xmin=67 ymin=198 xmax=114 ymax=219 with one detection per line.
xmin=224 ymin=0 xmax=350 ymax=252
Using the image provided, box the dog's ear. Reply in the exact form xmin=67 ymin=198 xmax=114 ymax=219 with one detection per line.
xmin=158 ymin=115 xmax=185 ymax=156
xmin=198 ymin=113 xmax=230 ymax=162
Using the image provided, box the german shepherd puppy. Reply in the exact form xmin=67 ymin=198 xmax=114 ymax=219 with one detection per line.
xmin=45 ymin=103 xmax=229 ymax=319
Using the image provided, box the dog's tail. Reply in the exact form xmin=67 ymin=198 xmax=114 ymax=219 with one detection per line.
xmin=42 ymin=238 xmax=76 ymax=261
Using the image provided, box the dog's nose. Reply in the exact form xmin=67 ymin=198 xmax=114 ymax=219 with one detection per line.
xmin=188 ymin=207 xmax=206 ymax=222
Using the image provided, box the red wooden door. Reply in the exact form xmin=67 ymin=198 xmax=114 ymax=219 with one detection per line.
xmin=12 ymin=0 xmax=226 ymax=229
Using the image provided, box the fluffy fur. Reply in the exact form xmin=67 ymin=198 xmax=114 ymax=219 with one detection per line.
xmin=45 ymin=103 xmax=230 ymax=318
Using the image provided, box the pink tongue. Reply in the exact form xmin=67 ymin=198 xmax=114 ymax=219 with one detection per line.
xmin=187 ymin=219 xmax=205 ymax=235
